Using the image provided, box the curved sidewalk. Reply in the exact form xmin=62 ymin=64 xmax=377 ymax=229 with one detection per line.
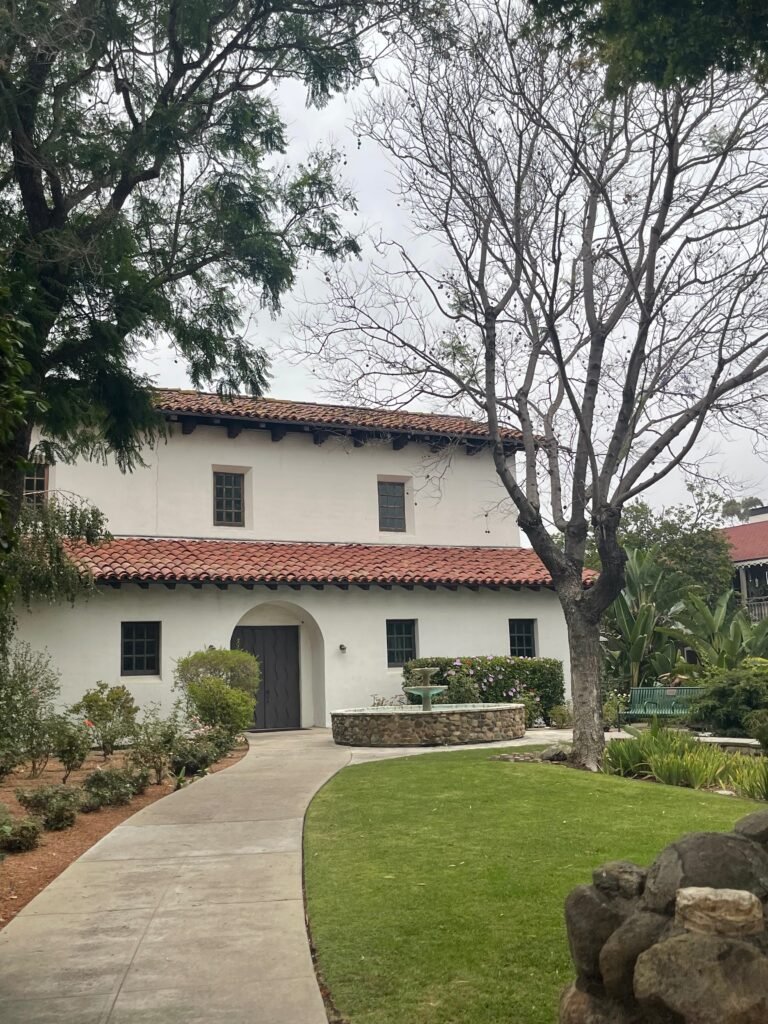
xmin=0 ymin=730 xmax=351 ymax=1024
xmin=0 ymin=727 xmax=564 ymax=1023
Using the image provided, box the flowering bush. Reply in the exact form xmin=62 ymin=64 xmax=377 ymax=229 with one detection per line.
xmin=402 ymin=656 xmax=564 ymax=723
xmin=51 ymin=716 xmax=93 ymax=782
xmin=71 ymin=683 xmax=139 ymax=758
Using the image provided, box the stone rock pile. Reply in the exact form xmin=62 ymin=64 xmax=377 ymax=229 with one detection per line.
xmin=559 ymin=809 xmax=768 ymax=1024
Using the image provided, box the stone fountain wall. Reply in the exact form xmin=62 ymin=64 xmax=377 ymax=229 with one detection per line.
xmin=559 ymin=809 xmax=768 ymax=1024
xmin=331 ymin=703 xmax=525 ymax=746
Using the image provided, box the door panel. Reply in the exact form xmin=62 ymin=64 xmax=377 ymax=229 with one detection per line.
xmin=231 ymin=625 xmax=301 ymax=730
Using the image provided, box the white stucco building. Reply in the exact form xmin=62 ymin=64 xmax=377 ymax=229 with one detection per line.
xmin=17 ymin=389 xmax=571 ymax=726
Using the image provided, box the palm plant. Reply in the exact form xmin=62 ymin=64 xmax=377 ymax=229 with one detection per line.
xmin=602 ymin=548 xmax=687 ymax=689
xmin=663 ymin=592 xmax=768 ymax=670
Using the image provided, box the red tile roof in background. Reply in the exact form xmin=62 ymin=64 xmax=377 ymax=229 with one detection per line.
xmin=153 ymin=388 xmax=523 ymax=442
xmin=64 ymin=537 xmax=590 ymax=589
xmin=721 ymin=521 xmax=768 ymax=563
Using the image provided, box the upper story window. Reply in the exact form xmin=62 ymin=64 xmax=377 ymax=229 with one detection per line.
xmin=378 ymin=480 xmax=406 ymax=532
xmin=386 ymin=618 xmax=417 ymax=667
xmin=214 ymin=471 xmax=245 ymax=527
xmin=23 ymin=463 xmax=48 ymax=505
xmin=121 ymin=621 xmax=161 ymax=676
xmin=509 ymin=619 xmax=536 ymax=658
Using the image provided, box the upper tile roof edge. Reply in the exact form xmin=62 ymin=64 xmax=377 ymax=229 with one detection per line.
xmin=720 ymin=521 xmax=768 ymax=562
xmin=152 ymin=387 xmax=523 ymax=441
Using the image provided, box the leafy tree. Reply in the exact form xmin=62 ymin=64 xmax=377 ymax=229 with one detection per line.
xmin=0 ymin=492 xmax=110 ymax=660
xmin=0 ymin=0 xmax=427 ymax=526
xmin=722 ymin=496 xmax=765 ymax=522
xmin=530 ymin=0 xmax=768 ymax=93
xmin=586 ymin=490 xmax=735 ymax=609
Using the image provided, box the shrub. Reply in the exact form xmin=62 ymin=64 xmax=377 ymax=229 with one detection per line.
xmin=602 ymin=689 xmax=629 ymax=730
xmin=198 ymin=725 xmax=235 ymax=759
xmin=549 ymin=703 xmax=574 ymax=729
xmin=689 ymin=659 xmax=768 ymax=736
xmin=745 ymin=709 xmax=768 ymax=751
xmin=729 ymin=756 xmax=768 ymax=801
xmin=169 ymin=737 xmax=218 ymax=777
xmin=71 ymin=683 xmax=139 ymax=758
xmin=127 ymin=705 xmax=181 ymax=784
xmin=0 ymin=746 xmax=20 ymax=782
xmin=402 ymin=656 xmax=565 ymax=721
xmin=186 ymin=676 xmax=255 ymax=735
xmin=82 ymin=767 xmax=135 ymax=807
xmin=175 ymin=648 xmax=261 ymax=696
xmin=51 ymin=716 xmax=93 ymax=782
xmin=16 ymin=785 xmax=81 ymax=830
xmin=0 ymin=643 xmax=61 ymax=776
xmin=0 ymin=816 xmax=42 ymax=853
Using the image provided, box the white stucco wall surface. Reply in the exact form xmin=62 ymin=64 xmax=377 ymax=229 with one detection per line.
xmin=15 ymin=584 xmax=570 ymax=725
xmin=45 ymin=427 xmax=520 ymax=547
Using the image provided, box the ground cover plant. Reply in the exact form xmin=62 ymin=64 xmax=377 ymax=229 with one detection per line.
xmin=304 ymin=748 xmax=756 ymax=1024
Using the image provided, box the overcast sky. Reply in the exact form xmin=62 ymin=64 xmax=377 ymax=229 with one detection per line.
xmin=135 ymin=79 xmax=768 ymax=514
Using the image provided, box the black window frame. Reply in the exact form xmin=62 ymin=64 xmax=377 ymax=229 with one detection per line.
xmin=386 ymin=618 xmax=417 ymax=667
xmin=508 ymin=618 xmax=536 ymax=658
xmin=213 ymin=470 xmax=245 ymax=527
xmin=121 ymin=621 xmax=161 ymax=676
xmin=23 ymin=463 xmax=48 ymax=505
xmin=378 ymin=480 xmax=407 ymax=532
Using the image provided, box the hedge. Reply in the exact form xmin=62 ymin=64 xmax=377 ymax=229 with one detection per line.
xmin=402 ymin=656 xmax=565 ymax=723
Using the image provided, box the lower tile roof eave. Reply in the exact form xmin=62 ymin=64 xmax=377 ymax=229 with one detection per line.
xmin=95 ymin=577 xmax=555 ymax=591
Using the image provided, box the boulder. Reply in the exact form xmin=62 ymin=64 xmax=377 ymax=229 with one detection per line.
xmin=593 ymin=861 xmax=647 ymax=901
xmin=564 ymin=885 xmax=630 ymax=982
xmin=734 ymin=810 xmax=768 ymax=848
xmin=634 ymin=932 xmax=768 ymax=1023
xmin=559 ymin=983 xmax=645 ymax=1024
xmin=541 ymin=746 xmax=569 ymax=762
xmin=598 ymin=911 xmax=668 ymax=999
xmin=675 ymin=887 xmax=765 ymax=937
xmin=642 ymin=832 xmax=768 ymax=914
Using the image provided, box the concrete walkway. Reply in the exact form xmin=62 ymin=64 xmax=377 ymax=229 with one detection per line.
xmin=0 ymin=727 xmax=568 ymax=1024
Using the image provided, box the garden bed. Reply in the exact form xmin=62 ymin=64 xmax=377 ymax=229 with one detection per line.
xmin=0 ymin=741 xmax=248 ymax=928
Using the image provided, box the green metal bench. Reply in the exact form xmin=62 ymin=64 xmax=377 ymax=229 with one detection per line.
xmin=622 ymin=686 xmax=705 ymax=723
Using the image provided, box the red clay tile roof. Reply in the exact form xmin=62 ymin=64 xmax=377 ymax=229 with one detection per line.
xmin=65 ymin=537 xmax=584 ymax=589
xmin=721 ymin=521 xmax=768 ymax=563
xmin=153 ymin=388 xmax=523 ymax=443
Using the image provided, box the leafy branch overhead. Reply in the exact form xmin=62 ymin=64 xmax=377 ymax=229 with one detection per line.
xmin=0 ymin=0 xmax=426 ymax=484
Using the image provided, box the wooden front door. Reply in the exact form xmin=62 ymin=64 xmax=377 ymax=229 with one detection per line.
xmin=231 ymin=625 xmax=301 ymax=730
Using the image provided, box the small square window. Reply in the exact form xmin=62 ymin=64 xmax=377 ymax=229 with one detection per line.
xmin=121 ymin=622 xmax=161 ymax=675
xmin=23 ymin=463 xmax=48 ymax=505
xmin=509 ymin=619 xmax=536 ymax=658
xmin=386 ymin=619 xmax=417 ymax=667
xmin=213 ymin=471 xmax=245 ymax=526
xmin=378 ymin=481 xmax=406 ymax=532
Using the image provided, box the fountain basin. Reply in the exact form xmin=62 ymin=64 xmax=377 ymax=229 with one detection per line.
xmin=331 ymin=703 xmax=525 ymax=747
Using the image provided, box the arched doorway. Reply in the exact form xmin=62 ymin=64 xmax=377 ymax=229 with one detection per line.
xmin=230 ymin=601 xmax=325 ymax=730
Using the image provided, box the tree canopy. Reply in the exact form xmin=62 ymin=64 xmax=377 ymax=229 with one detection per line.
xmin=0 ymin=0 xmax=425 ymax=521
xmin=531 ymin=0 xmax=768 ymax=93
xmin=586 ymin=491 xmax=736 ymax=609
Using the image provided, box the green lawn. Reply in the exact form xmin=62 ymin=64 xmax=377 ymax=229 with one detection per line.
xmin=304 ymin=747 xmax=758 ymax=1024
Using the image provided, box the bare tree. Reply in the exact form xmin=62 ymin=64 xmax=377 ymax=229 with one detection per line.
xmin=291 ymin=1 xmax=768 ymax=768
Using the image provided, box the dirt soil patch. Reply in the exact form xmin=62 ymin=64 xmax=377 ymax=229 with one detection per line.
xmin=0 ymin=741 xmax=248 ymax=929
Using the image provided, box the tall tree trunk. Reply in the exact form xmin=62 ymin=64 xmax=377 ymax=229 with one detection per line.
xmin=561 ymin=601 xmax=605 ymax=771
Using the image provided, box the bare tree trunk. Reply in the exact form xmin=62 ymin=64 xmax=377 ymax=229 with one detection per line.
xmin=561 ymin=600 xmax=605 ymax=770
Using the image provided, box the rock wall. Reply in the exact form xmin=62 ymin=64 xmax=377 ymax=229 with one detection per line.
xmin=331 ymin=704 xmax=525 ymax=746
xmin=559 ymin=809 xmax=768 ymax=1024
